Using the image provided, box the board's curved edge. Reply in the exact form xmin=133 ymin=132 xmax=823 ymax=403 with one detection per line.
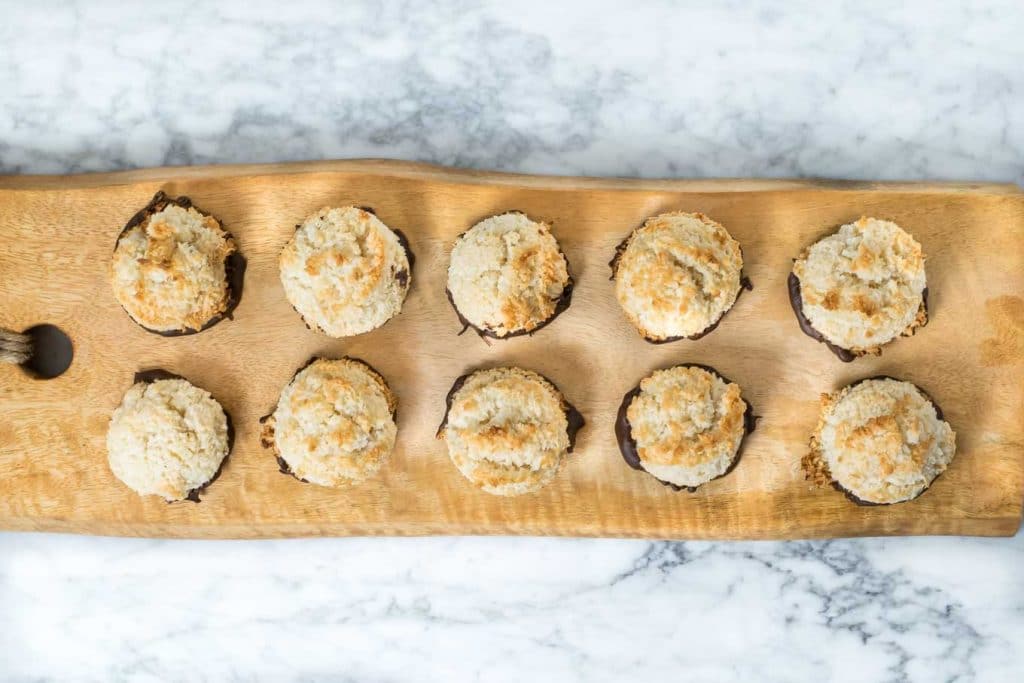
xmin=0 ymin=158 xmax=1021 ymax=196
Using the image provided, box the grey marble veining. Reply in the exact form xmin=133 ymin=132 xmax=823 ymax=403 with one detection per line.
xmin=1 ymin=1 xmax=1023 ymax=681
xmin=2 ymin=0 xmax=1022 ymax=182
xmin=2 ymin=535 xmax=1023 ymax=681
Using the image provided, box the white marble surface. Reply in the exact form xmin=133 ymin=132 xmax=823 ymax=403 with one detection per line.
xmin=1 ymin=1 xmax=1023 ymax=681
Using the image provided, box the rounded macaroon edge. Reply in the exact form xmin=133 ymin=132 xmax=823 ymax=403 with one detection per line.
xmin=436 ymin=366 xmax=584 ymax=450
xmin=107 ymin=369 xmax=233 ymax=503
xmin=445 ymin=211 xmax=575 ymax=340
xmin=436 ymin=368 xmax=585 ymax=497
xmin=788 ymin=216 xmax=928 ymax=362
xmin=609 ymin=211 xmax=751 ymax=344
xmin=111 ymin=191 xmax=246 ymax=337
xmin=278 ymin=206 xmax=413 ymax=338
xmin=803 ymin=375 xmax=955 ymax=505
xmin=615 ymin=363 xmax=756 ymax=492
xmin=259 ymin=356 xmax=398 ymax=483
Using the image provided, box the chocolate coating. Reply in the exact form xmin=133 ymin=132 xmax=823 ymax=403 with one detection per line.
xmin=787 ymin=271 xmax=930 ymax=363
xmin=115 ymin=191 xmax=246 ymax=337
xmin=615 ymin=363 xmax=756 ymax=492
xmin=132 ymin=369 xmax=186 ymax=384
xmin=392 ymin=227 xmax=416 ymax=273
xmin=445 ymin=279 xmax=575 ymax=341
xmin=392 ymin=226 xmax=414 ymax=291
xmin=640 ymin=277 xmax=753 ymax=344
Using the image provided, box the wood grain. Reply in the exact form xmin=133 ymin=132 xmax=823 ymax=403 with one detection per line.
xmin=1 ymin=160 xmax=1022 ymax=539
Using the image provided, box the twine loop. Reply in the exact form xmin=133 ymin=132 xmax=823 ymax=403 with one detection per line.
xmin=0 ymin=328 xmax=31 ymax=365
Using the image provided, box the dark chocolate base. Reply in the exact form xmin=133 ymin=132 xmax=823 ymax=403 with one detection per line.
xmin=392 ymin=227 xmax=415 ymax=289
xmin=274 ymin=455 xmax=309 ymax=483
xmin=131 ymin=369 xmax=233 ymax=503
xmin=640 ymin=277 xmax=752 ymax=344
xmin=436 ymin=368 xmax=584 ymax=452
xmin=615 ymin=363 xmax=756 ymax=492
xmin=116 ymin=191 xmax=246 ymax=337
xmin=609 ymin=232 xmax=752 ymax=344
xmin=831 ymin=478 xmax=934 ymax=507
xmin=446 ymin=279 xmax=575 ymax=341
xmin=824 ymin=374 xmax=947 ymax=506
xmin=260 ymin=356 xmax=396 ymax=485
xmin=787 ymin=271 xmax=929 ymax=363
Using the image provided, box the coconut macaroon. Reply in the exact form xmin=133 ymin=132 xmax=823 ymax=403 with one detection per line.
xmin=111 ymin=192 xmax=243 ymax=335
xmin=279 ymin=207 xmax=413 ymax=338
xmin=260 ymin=357 xmax=398 ymax=488
xmin=611 ymin=212 xmax=748 ymax=342
xmin=616 ymin=364 xmax=754 ymax=490
xmin=107 ymin=372 xmax=231 ymax=502
xmin=806 ymin=377 xmax=956 ymax=505
xmin=446 ymin=212 xmax=573 ymax=338
xmin=790 ymin=217 xmax=927 ymax=361
xmin=438 ymin=367 xmax=583 ymax=496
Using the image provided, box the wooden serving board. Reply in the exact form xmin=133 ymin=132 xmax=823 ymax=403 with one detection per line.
xmin=2 ymin=160 xmax=1023 ymax=539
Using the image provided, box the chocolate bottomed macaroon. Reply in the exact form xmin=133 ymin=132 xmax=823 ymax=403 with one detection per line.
xmin=446 ymin=212 xmax=573 ymax=339
xmin=260 ymin=357 xmax=398 ymax=487
xmin=610 ymin=212 xmax=751 ymax=343
xmin=437 ymin=367 xmax=584 ymax=496
xmin=789 ymin=217 xmax=927 ymax=362
xmin=279 ymin=206 xmax=413 ymax=338
xmin=107 ymin=370 xmax=233 ymax=503
xmin=803 ymin=376 xmax=956 ymax=505
xmin=110 ymin=191 xmax=245 ymax=336
xmin=615 ymin=364 xmax=756 ymax=491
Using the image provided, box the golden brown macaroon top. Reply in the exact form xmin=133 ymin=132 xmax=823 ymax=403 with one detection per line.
xmin=626 ymin=365 xmax=747 ymax=488
xmin=613 ymin=212 xmax=744 ymax=341
xmin=279 ymin=207 xmax=411 ymax=338
xmin=111 ymin=203 xmax=236 ymax=333
xmin=439 ymin=367 xmax=573 ymax=496
xmin=262 ymin=358 xmax=398 ymax=488
xmin=792 ymin=217 xmax=927 ymax=355
xmin=446 ymin=213 xmax=571 ymax=337
xmin=807 ymin=378 xmax=956 ymax=504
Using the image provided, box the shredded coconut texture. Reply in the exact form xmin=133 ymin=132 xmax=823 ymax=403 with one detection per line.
xmin=627 ymin=365 xmax=747 ymax=488
xmin=280 ymin=207 xmax=411 ymax=338
xmin=107 ymin=378 xmax=229 ymax=502
xmin=111 ymin=205 xmax=236 ymax=332
xmin=810 ymin=378 xmax=956 ymax=504
xmin=793 ymin=217 xmax=927 ymax=354
xmin=264 ymin=358 xmax=397 ymax=488
xmin=614 ymin=212 xmax=744 ymax=340
xmin=440 ymin=367 xmax=571 ymax=496
xmin=447 ymin=213 xmax=570 ymax=337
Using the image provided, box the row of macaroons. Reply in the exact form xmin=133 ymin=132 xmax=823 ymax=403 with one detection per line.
xmin=110 ymin=193 xmax=929 ymax=362
xmin=106 ymin=358 xmax=956 ymax=506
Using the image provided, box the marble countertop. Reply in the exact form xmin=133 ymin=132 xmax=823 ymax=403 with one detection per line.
xmin=2 ymin=1 xmax=1022 ymax=680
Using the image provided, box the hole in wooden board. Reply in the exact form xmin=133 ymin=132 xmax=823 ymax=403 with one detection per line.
xmin=21 ymin=324 xmax=73 ymax=379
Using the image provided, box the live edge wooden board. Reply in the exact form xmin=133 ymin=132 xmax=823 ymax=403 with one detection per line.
xmin=1 ymin=160 xmax=1023 ymax=540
